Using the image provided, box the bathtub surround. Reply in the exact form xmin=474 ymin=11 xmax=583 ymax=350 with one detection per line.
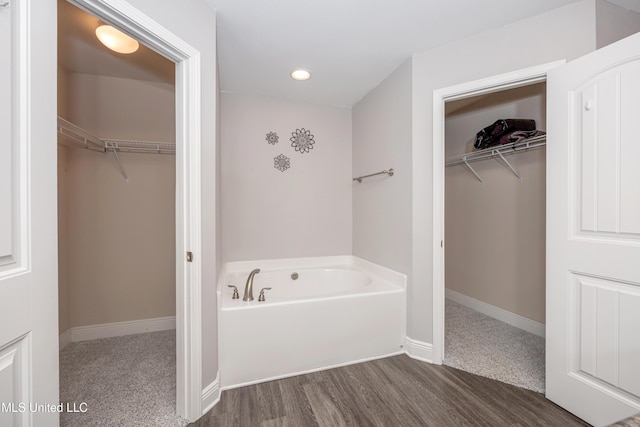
xmin=218 ymin=256 xmax=406 ymax=389
xmin=221 ymin=92 xmax=352 ymax=262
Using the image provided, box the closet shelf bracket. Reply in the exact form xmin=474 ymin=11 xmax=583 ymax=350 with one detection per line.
xmin=463 ymin=157 xmax=484 ymax=185
xmin=111 ymin=147 xmax=129 ymax=183
xmin=495 ymin=150 xmax=521 ymax=180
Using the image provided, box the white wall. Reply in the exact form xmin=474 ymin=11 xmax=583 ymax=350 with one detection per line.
xmin=409 ymin=0 xmax=597 ymax=343
xmin=352 ymin=58 xmax=412 ymax=280
xmin=445 ymin=84 xmax=546 ymax=324
xmin=221 ymin=92 xmax=352 ymax=261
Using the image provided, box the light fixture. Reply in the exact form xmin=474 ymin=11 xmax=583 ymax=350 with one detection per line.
xmin=95 ymin=25 xmax=139 ymax=54
xmin=290 ymin=69 xmax=311 ymax=81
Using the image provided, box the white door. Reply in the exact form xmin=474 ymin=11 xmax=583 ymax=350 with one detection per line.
xmin=0 ymin=1 xmax=58 ymax=426
xmin=547 ymin=32 xmax=640 ymax=426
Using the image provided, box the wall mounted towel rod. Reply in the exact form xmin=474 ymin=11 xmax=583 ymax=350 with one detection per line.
xmin=353 ymin=168 xmax=394 ymax=183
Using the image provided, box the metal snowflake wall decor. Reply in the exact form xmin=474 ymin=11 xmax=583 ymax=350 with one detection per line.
xmin=290 ymin=128 xmax=315 ymax=153
xmin=265 ymin=131 xmax=279 ymax=145
xmin=274 ymin=154 xmax=290 ymax=172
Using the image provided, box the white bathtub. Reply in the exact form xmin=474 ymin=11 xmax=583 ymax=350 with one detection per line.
xmin=218 ymin=256 xmax=406 ymax=389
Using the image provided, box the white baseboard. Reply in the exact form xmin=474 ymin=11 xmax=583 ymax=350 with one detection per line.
xmin=404 ymin=337 xmax=433 ymax=363
xmin=59 ymin=329 xmax=71 ymax=350
xmin=62 ymin=316 xmax=176 ymax=343
xmin=446 ymin=289 xmax=545 ymax=338
xmin=201 ymin=372 xmax=221 ymax=415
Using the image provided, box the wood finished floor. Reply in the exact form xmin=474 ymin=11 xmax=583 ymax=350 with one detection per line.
xmin=190 ymin=355 xmax=588 ymax=427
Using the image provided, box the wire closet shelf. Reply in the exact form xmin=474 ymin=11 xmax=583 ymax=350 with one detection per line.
xmin=57 ymin=116 xmax=176 ymax=183
xmin=445 ymin=134 xmax=546 ymax=184
xmin=57 ymin=116 xmax=176 ymax=155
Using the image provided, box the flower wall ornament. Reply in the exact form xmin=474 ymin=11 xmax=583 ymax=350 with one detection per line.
xmin=265 ymin=131 xmax=279 ymax=145
xmin=290 ymin=128 xmax=315 ymax=153
xmin=274 ymin=154 xmax=290 ymax=172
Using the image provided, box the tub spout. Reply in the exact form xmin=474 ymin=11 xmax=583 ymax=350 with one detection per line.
xmin=243 ymin=268 xmax=261 ymax=301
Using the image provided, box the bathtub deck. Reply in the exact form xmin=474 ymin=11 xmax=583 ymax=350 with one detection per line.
xmin=191 ymin=354 xmax=588 ymax=426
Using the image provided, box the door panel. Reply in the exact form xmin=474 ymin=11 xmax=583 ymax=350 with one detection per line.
xmin=576 ymin=60 xmax=640 ymax=239
xmin=547 ymin=31 xmax=640 ymax=426
xmin=0 ymin=1 xmax=34 ymax=426
xmin=0 ymin=337 xmax=29 ymax=427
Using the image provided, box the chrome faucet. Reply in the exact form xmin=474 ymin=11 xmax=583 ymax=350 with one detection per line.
xmin=243 ymin=268 xmax=261 ymax=301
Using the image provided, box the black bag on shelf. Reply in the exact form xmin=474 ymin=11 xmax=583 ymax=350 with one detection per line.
xmin=474 ymin=119 xmax=536 ymax=150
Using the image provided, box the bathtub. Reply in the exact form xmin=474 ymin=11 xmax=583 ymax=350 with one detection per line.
xmin=218 ymin=256 xmax=406 ymax=389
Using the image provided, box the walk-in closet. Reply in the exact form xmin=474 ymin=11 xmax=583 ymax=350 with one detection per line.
xmin=443 ymin=82 xmax=547 ymax=392
xmin=57 ymin=1 xmax=181 ymax=425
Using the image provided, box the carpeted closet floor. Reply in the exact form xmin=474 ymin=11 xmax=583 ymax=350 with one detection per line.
xmin=444 ymin=299 xmax=545 ymax=393
xmin=59 ymin=330 xmax=187 ymax=427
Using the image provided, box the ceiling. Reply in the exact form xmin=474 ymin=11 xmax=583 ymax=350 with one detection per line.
xmin=59 ymin=0 xmax=590 ymax=107
xmin=58 ymin=0 xmax=174 ymax=85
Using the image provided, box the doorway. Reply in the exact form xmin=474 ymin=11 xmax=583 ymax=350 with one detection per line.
xmin=57 ymin=0 xmax=203 ymax=421
xmin=431 ymin=61 xmax=565 ymax=373
xmin=442 ymin=83 xmax=547 ymax=391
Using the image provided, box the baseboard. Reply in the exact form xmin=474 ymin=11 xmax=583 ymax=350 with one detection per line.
xmin=201 ymin=372 xmax=221 ymax=415
xmin=68 ymin=316 xmax=176 ymax=342
xmin=446 ymin=289 xmax=545 ymax=338
xmin=404 ymin=337 xmax=433 ymax=363
xmin=59 ymin=329 xmax=71 ymax=350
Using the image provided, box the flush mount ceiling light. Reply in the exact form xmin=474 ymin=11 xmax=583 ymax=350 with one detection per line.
xmin=290 ymin=69 xmax=311 ymax=81
xmin=95 ymin=25 xmax=139 ymax=54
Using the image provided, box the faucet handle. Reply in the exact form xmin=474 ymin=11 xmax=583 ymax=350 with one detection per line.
xmin=227 ymin=285 xmax=239 ymax=299
xmin=258 ymin=287 xmax=272 ymax=302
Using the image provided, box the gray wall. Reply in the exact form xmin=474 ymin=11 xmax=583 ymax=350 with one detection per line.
xmin=58 ymin=73 xmax=176 ymax=329
xmin=409 ymin=0 xmax=597 ymax=343
xmin=445 ymin=84 xmax=546 ymax=324
xmin=596 ymin=0 xmax=640 ymax=49
xmin=352 ymin=58 xmax=413 ymax=289
xmin=221 ymin=92 xmax=352 ymax=262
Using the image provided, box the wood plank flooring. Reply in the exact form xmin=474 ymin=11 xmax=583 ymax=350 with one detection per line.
xmin=190 ymin=355 xmax=589 ymax=426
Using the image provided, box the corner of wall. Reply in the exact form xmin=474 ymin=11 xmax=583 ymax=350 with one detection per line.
xmin=404 ymin=337 xmax=434 ymax=364
xmin=201 ymin=371 xmax=221 ymax=415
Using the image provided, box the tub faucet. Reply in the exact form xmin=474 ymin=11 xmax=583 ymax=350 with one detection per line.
xmin=243 ymin=268 xmax=261 ymax=301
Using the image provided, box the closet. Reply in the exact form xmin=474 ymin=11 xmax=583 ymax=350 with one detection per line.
xmin=443 ymin=82 xmax=546 ymax=392
xmin=57 ymin=0 xmax=178 ymax=424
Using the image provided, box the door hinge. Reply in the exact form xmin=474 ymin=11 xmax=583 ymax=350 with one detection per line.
xmin=186 ymin=251 xmax=193 ymax=262
xmin=441 ymin=240 xmax=443 ymax=248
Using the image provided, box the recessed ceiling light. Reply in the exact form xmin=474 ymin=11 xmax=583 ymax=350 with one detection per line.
xmin=95 ymin=25 xmax=140 ymax=54
xmin=291 ymin=69 xmax=311 ymax=81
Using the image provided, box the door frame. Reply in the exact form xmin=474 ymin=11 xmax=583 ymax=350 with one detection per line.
xmin=431 ymin=60 xmax=564 ymax=365
xmin=66 ymin=0 xmax=203 ymax=420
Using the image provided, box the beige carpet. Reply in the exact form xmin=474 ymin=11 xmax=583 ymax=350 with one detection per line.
xmin=59 ymin=330 xmax=187 ymax=427
xmin=444 ymin=298 xmax=545 ymax=393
